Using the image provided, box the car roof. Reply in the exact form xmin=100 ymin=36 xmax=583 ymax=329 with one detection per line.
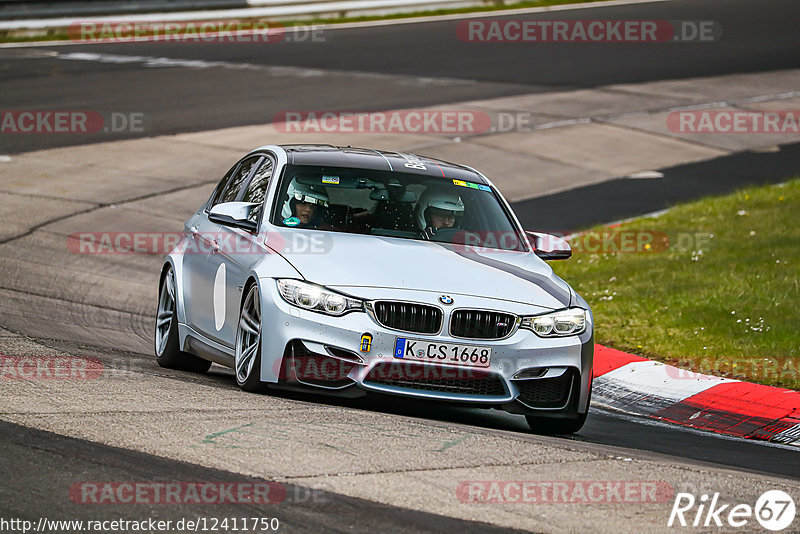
xmin=276 ymin=144 xmax=489 ymax=184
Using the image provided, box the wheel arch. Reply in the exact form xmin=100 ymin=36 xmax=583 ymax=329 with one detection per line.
xmin=240 ymin=275 xmax=260 ymax=312
xmin=160 ymin=258 xmax=188 ymax=324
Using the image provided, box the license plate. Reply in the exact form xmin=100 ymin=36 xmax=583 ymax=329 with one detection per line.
xmin=394 ymin=338 xmax=491 ymax=368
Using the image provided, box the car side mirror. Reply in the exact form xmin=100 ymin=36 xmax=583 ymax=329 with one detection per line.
xmin=208 ymin=202 xmax=259 ymax=233
xmin=526 ymin=231 xmax=572 ymax=260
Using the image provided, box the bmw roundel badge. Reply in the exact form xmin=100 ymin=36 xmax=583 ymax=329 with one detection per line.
xmin=439 ymin=295 xmax=454 ymax=305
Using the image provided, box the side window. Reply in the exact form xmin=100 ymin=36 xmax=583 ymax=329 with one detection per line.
xmin=208 ymin=163 xmax=239 ymax=208
xmin=214 ymin=156 xmax=261 ymax=207
xmin=242 ymin=158 xmax=274 ymax=223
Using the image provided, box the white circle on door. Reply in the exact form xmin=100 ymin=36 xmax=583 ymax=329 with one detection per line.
xmin=213 ymin=262 xmax=226 ymax=331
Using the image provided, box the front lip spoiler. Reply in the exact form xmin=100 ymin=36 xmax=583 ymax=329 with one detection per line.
xmin=358 ymin=380 xmax=515 ymax=403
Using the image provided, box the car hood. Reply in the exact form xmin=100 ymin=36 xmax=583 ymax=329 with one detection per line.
xmin=266 ymin=229 xmax=572 ymax=309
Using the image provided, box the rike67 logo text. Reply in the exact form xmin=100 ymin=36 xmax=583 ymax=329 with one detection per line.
xmin=669 ymin=490 xmax=795 ymax=531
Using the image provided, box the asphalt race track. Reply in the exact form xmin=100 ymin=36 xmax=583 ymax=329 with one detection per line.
xmin=1 ymin=0 xmax=799 ymax=531
xmin=0 ymin=420 xmax=525 ymax=533
xmin=1 ymin=0 xmax=799 ymax=154
xmin=513 ymin=141 xmax=800 ymax=232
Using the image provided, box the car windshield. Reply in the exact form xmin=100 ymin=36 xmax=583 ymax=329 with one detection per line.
xmin=270 ymin=164 xmax=526 ymax=251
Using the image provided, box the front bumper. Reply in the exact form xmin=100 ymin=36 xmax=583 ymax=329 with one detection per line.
xmin=259 ymin=281 xmax=593 ymax=416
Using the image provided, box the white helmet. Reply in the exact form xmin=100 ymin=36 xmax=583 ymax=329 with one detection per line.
xmin=415 ymin=187 xmax=465 ymax=230
xmin=281 ymin=180 xmax=330 ymax=219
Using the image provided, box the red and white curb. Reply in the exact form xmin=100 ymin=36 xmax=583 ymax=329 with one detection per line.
xmin=592 ymin=345 xmax=800 ymax=445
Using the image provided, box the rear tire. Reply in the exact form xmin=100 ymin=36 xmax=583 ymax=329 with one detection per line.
xmin=155 ymin=266 xmax=212 ymax=373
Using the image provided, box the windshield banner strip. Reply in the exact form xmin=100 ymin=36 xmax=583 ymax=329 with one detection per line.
xmin=368 ymin=149 xmax=394 ymax=171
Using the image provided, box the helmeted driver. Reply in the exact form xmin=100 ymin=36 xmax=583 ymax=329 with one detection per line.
xmin=415 ymin=187 xmax=465 ymax=233
xmin=281 ymin=180 xmax=330 ymax=228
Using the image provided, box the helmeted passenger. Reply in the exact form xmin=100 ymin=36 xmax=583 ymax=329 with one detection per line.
xmin=415 ymin=187 xmax=465 ymax=233
xmin=281 ymin=180 xmax=330 ymax=228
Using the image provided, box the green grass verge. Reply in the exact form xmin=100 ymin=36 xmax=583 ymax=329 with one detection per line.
xmin=551 ymin=179 xmax=800 ymax=389
xmin=0 ymin=0 xmax=614 ymax=43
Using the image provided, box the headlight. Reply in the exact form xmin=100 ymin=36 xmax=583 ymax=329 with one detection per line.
xmin=276 ymin=279 xmax=363 ymax=316
xmin=520 ymin=308 xmax=587 ymax=337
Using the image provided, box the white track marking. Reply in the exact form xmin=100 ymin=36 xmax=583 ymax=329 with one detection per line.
xmin=56 ymin=51 xmax=476 ymax=86
xmin=593 ymin=360 xmax=736 ymax=416
xmin=772 ymin=424 xmax=800 ymax=446
xmin=0 ymin=0 xmax=673 ymax=36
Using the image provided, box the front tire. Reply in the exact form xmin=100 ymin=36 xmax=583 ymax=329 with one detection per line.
xmin=155 ymin=266 xmax=212 ymax=373
xmin=235 ymin=283 xmax=267 ymax=393
xmin=526 ymin=412 xmax=588 ymax=435
xmin=526 ymin=380 xmax=591 ymax=434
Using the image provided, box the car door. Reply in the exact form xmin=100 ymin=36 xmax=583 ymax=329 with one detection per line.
xmin=185 ymin=155 xmax=262 ymax=342
xmin=205 ymin=155 xmax=273 ymax=347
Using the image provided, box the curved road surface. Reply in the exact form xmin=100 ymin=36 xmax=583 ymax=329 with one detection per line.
xmin=0 ymin=0 xmax=798 ymax=531
xmin=1 ymin=0 xmax=799 ymax=154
